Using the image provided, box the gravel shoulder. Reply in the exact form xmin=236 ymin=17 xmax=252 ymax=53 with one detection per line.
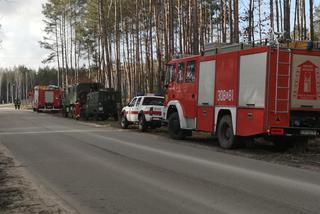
xmin=0 ymin=143 xmax=77 ymax=214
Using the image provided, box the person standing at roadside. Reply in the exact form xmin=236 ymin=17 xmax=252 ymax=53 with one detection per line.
xmin=74 ymin=99 xmax=81 ymax=120
xmin=17 ymin=99 xmax=21 ymax=110
xmin=14 ymin=99 xmax=18 ymax=110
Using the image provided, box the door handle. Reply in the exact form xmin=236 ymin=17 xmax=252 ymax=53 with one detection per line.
xmin=192 ymin=94 xmax=195 ymax=99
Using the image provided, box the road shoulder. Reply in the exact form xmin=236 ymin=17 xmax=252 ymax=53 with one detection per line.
xmin=0 ymin=143 xmax=77 ymax=214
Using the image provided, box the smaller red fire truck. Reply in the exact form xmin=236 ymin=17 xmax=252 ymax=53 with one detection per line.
xmin=33 ymin=85 xmax=61 ymax=112
xmin=163 ymin=40 xmax=320 ymax=149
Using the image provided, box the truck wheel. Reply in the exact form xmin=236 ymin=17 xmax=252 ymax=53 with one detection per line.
xmin=168 ymin=112 xmax=185 ymax=140
xmin=120 ymin=115 xmax=129 ymax=129
xmin=217 ymin=115 xmax=238 ymax=149
xmin=138 ymin=115 xmax=147 ymax=132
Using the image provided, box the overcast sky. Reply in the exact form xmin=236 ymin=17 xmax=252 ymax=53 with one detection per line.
xmin=0 ymin=0 xmax=319 ymax=70
xmin=0 ymin=0 xmax=49 ymax=69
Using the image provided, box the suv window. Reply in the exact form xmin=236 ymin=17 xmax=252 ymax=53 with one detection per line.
xmin=142 ymin=97 xmax=164 ymax=106
xmin=186 ymin=61 xmax=196 ymax=82
xmin=128 ymin=98 xmax=137 ymax=107
xmin=177 ymin=63 xmax=184 ymax=83
xmin=136 ymin=97 xmax=142 ymax=106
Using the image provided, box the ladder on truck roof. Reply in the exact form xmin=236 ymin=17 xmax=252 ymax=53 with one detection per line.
xmin=274 ymin=45 xmax=292 ymax=114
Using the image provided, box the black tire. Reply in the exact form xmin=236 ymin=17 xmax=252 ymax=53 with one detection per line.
xmin=138 ymin=114 xmax=147 ymax=132
xmin=217 ymin=114 xmax=238 ymax=149
xmin=120 ymin=114 xmax=129 ymax=129
xmin=168 ymin=112 xmax=186 ymax=140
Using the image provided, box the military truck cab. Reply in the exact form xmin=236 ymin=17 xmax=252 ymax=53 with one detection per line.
xmin=61 ymin=82 xmax=103 ymax=118
xmin=84 ymin=89 xmax=120 ymax=121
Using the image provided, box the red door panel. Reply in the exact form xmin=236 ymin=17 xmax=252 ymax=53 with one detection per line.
xmin=197 ymin=106 xmax=214 ymax=132
xmin=236 ymin=108 xmax=265 ymax=136
xmin=215 ymin=52 xmax=239 ymax=106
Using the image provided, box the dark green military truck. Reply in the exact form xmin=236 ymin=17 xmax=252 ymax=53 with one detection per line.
xmin=61 ymin=83 xmax=103 ymax=118
xmin=84 ymin=89 xmax=120 ymax=121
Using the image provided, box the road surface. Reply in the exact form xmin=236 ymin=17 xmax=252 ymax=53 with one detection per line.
xmin=0 ymin=108 xmax=320 ymax=214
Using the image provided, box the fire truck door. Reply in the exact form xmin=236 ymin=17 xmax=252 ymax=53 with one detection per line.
xmin=182 ymin=61 xmax=198 ymax=118
xmin=197 ymin=60 xmax=216 ymax=132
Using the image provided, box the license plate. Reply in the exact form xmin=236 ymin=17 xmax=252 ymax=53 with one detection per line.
xmin=300 ymin=130 xmax=317 ymax=136
xmin=152 ymin=118 xmax=160 ymax=120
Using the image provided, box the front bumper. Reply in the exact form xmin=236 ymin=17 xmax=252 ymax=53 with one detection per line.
xmin=269 ymin=127 xmax=320 ymax=137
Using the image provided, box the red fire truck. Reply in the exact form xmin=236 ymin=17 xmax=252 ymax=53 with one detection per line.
xmin=33 ymin=85 xmax=61 ymax=112
xmin=163 ymin=41 xmax=320 ymax=149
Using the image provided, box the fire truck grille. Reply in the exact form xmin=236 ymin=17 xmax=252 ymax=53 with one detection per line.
xmin=290 ymin=111 xmax=320 ymax=128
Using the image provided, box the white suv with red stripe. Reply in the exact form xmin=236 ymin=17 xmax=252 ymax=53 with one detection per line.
xmin=120 ymin=95 xmax=164 ymax=131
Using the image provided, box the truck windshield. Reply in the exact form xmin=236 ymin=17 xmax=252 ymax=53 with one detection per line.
xmin=100 ymin=93 xmax=115 ymax=102
xmin=142 ymin=97 xmax=164 ymax=106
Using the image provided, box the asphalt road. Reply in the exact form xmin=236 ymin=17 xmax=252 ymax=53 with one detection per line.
xmin=1 ymin=108 xmax=320 ymax=214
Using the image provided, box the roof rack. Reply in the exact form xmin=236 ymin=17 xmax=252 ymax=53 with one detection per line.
xmin=202 ymin=39 xmax=269 ymax=56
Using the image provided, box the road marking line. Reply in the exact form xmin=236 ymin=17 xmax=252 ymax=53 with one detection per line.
xmin=0 ymin=129 xmax=117 ymax=136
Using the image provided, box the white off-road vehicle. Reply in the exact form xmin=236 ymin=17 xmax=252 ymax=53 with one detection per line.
xmin=120 ymin=95 xmax=164 ymax=131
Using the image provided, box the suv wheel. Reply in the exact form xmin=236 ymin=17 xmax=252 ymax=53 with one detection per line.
xmin=217 ymin=114 xmax=238 ymax=149
xmin=138 ymin=114 xmax=147 ymax=132
xmin=120 ymin=114 xmax=129 ymax=129
xmin=168 ymin=112 xmax=186 ymax=140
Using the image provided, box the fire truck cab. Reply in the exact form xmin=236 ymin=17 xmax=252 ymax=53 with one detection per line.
xmin=164 ymin=42 xmax=320 ymax=149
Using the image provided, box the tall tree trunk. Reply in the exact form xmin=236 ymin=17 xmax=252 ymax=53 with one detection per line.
xmin=284 ymin=0 xmax=290 ymax=39
xmin=275 ymin=0 xmax=280 ymax=32
xmin=248 ymin=0 xmax=253 ymax=42
xmin=270 ymin=0 xmax=274 ymax=31
xmin=192 ymin=0 xmax=199 ymax=53
xmin=234 ymin=0 xmax=239 ymax=42
xmin=149 ymin=0 xmax=154 ymax=92
xmin=228 ymin=0 xmax=233 ymax=43
xmin=309 ymin=0 xmax=314 ymax=40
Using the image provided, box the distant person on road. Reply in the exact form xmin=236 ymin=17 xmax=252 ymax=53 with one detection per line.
xmin=14 ymin=99 xmax=18 ymax=109
xmin=17 ymin=99 xmax=21 ymax=110
xmin=74 ymin=100 xmax=81 ymax=120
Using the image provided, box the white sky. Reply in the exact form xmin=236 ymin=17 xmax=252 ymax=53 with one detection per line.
xmin=0 ymin=0 xmax=50 ymax=69
xmin=0 ymin=0 xmax=319 ymax=70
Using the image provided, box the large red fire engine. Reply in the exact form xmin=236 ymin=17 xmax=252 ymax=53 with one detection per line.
xmin=33 ymin=85 xmax=61 ymax=112
xmin=164 ymin=41 xmax=320 ymax=149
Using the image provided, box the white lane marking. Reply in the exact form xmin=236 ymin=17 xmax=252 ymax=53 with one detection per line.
xmin=0 ymin=129 xmax=117 ymax=136
xmin=89 ymin=133 xmax=320 ymax=194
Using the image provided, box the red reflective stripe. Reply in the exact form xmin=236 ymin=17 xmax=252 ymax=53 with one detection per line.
xmin=128 ymin=111 xmax=139 ymax=115
xmin=270 ymin=128 xmax=284 ymax=135
xmin=144 ymin=111 xmax=162 ymax=116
